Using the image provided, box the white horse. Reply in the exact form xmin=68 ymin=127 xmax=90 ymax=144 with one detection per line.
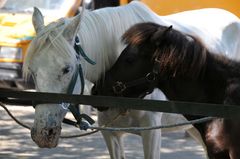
xmin=23 ymin=0 xmax=240 ymax=157
xmin=97 ymin=87 xmax=206 ymax=159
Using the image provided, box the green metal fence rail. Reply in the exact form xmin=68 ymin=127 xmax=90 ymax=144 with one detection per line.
xmin=0 ymin=88 xmax=240 ymax=118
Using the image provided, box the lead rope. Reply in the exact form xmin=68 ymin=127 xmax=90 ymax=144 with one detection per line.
xmin=0 ymin=102 xmax=215 ymax=136
xmin=89 ymin=116 xmax=215 ymax=132
xmin=0 ymin=102 xmax=121 ymax=138
xmin=0 ymin=101 xmax=98 ymax=138
xmin=61 ymin=112 xmax=123 ymax=138
xmin=0 ymin=102 xmax=30 ymax=129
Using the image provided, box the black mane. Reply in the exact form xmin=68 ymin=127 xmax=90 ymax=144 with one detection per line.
xmin=122 ymin=22 xmax=240 ymax=79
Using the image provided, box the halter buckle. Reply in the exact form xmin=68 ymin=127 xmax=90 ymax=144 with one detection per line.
xmin=146 ymin=73 xmax=156 ymax=82
xmin=113 ymin=81 xmax=126 ymax=95
xmin=75 ymin=36 xmax=81 ymax=46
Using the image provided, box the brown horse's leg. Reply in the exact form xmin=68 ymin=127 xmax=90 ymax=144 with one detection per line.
xmin=223 ymin=120 xmax=240 ymax=159
xmin=229 ymin=148 xmax=237 ymax=159
xmin=229 ymin=145 xmax=240 ymax=159
xmin=205 ymin=119 xmax=230 ymax=159
xmin=206 ymin=148 xmax=229 ymax=159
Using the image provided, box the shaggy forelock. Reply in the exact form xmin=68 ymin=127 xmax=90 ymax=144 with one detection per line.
xmin=23 ymin=19 xmax=75 ymax=80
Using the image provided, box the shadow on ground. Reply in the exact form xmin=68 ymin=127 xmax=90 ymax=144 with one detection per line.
xmin=0 ymin=106 xmax=205 ymax=159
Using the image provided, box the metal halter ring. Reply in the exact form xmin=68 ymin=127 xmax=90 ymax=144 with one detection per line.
xmin=113 ymin=81 xmax=126 ymax=95
xmin=146 ymin=73 xmax=156 ymax=82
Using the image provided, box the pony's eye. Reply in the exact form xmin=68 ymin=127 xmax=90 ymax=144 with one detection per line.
xmin=62 ymin=65 xmax=72 ymax=74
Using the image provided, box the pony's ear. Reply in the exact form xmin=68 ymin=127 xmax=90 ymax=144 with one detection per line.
xmin=62 ymin=13 xmax=82 ymax=45
xmin=151 ymin=25 xmax=173 ymax=45
xmin=32 ymin=7 xmax=44 ymax=34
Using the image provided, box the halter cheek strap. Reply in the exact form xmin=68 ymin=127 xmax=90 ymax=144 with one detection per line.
xmin=73 ymin=36 xmax=96 ymax=95
xmin=74 ymin=36 xmax=96 ymax=65
xmin=63 ymin=36 xmax=96 ymax=130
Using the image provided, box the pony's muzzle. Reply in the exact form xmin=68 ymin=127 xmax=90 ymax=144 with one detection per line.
xmin=113 ymin=81 xmax=126 ymax=95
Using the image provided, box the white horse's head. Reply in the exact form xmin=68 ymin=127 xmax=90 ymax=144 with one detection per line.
xmin=23 ymin=8 xmax=83 ymax=148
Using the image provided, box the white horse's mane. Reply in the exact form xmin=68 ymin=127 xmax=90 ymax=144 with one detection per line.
xmin=23 ymin=2 xmax=160 ymax=82
xmin=76 ymin=2 xmax=160 ymax=82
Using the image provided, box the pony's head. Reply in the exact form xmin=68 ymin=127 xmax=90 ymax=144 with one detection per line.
xmin=23 ymin=8 xmax=83 ymax=148
xmin=93 ymin=22 xmax=208 ymax=98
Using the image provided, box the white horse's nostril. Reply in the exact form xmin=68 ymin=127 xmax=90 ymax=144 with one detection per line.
xmin=61 ymin=103 xmax=70 ymax=110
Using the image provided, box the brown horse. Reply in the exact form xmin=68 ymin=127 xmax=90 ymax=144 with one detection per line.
xmin=93 ymin=22 xmax=240 ymax=159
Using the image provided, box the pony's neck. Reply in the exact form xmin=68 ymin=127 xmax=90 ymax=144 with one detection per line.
xmin=78 ymin=2 xmax=164 ymax=82
xmin=206 ymin=52 xmax=240 ymax=80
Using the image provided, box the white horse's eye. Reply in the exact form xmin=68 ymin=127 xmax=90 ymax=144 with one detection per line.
xmin=62 ymin=65 xmax=73 ymax=74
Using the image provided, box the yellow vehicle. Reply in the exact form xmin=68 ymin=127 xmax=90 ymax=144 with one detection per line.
xmin=0 ymin=0 xmax=81 ymax=87
xmin=120 ymin=0 xmax=240 ymax=17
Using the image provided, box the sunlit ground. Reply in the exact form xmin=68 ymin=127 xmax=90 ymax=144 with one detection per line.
xmin=0 ymin=106 xmax=205 ymax=159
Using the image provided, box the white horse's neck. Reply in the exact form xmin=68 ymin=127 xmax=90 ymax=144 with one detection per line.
xmin=78 ymin=2 xmax=165 ymax=82
xmin=77 ymin=1 xmax=240 ymax=83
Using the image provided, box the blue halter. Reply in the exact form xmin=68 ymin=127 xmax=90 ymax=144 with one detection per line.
xmin=68 ymin=36 xmax=96 ymax=95
xmin=64 ymin=36 xmax=96 ymax=129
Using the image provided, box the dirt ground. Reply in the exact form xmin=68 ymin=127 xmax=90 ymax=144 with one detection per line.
xmin=0 ymin=105 xmax=205 ymax=159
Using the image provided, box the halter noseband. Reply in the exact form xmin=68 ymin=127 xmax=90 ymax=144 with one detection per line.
xmin=112 ymin=72 xmax=158 ymax=97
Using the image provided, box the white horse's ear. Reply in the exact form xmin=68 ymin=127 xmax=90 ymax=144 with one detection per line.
xmin=62 ymin=13 xmax=82 ymax=44
xmin=32 ymin=7 xmax=44 ymax=34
